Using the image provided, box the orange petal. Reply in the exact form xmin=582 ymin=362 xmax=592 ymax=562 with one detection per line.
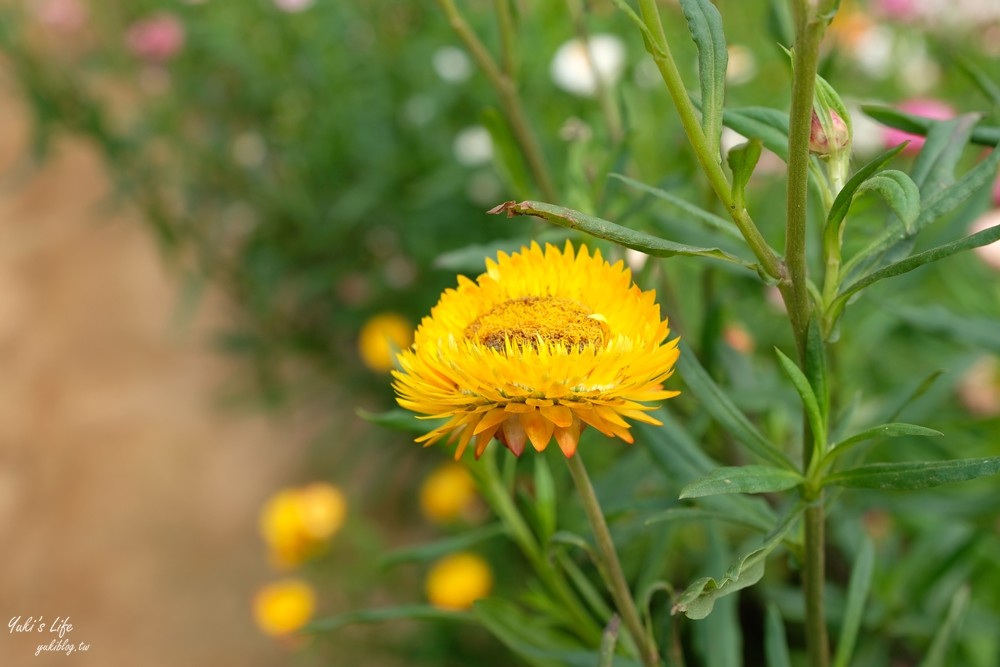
xmin=553 ymin=421 xmax=582 ymax=457
xmin=540 ymin=404 xmax=574 ymax=428
xmin=520 ymin=410 xmax=555 ymax=452
xmin=502 ymin=418 xmax=527 ymax=456
xmin=474 ymin=408 xmax=509 ymax=435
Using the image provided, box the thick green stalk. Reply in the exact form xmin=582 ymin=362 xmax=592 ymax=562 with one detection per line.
xmin=634 ymin=0 xmax=784 ymax=283
xmin=786 ymin=2 xmax=837 ymax=665
xmin=566 ymin=453 xmax=659 ymax=667
xmin=803 ymin=497 xmax=829 ymax=667
xmin=437 ymin=0 xmax=558 ymax=202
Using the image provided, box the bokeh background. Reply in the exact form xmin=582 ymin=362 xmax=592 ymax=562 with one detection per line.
xmin=1 ymin=0 xmax=999 ymax=665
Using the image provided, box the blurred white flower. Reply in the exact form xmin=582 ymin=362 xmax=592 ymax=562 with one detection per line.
xmin=897 ymin=39 xmax=939 ymax=95
xmin=725 ymin=45 xmax=757 ymax=85
xmin=848 ymin=103 xmax=887 ymax=157
xmin=851 ymin=26 xmax=894 ymax=79
xmin=274 ymin=0 xmax=313 ymax=13
xmin=433 ymin=46 xmax=472 ymax=84
xmin=465 ymin=172 xmax=502 ymax=206
xmin=625 ymin=249 xmax=649 ymax=271
xmin=550 ymin=34 xmax=626 ymax=97
xmin=231 ymin=132 xmax=267 ymax=169
xmin=401 ymin=95 xmax=435 ymax=127
xmin=720 ymin=127 xmax=748 ymax=158
xmin=969 ymin=209 xmax=1000 ymax=272
xmin=453 ymin=126 xmax=493 ymax=166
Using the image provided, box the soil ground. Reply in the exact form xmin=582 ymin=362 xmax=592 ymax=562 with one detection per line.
xmin=0 ymin=69 xmax=312 ymax=665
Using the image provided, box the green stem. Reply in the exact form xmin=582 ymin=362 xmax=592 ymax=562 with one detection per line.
xmin=493 ymin=0 xmax=516 ymax=77
xmin=634 ymin=0 xmax=784 ymax=283
xmin=784 ymin=2 xmax=826 ymax=358
xmin=473 ymin=453 xmax=604 ymax=645
xmin=787 ymin=2 xmax=837 ymax=665
xmin=566 ymin=452 xmax=659 ymax=667
xmin=437 ymin=0 xmax=558 ymax=202
xmin=803 ymin=498 xmax=829 ymax=667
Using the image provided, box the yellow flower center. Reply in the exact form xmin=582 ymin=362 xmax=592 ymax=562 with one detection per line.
xmin=464 ymin=296 xmax=606 ymax=352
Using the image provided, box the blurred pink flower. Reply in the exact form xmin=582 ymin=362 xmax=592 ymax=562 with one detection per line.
xmin=274 ymin=0 xmax=314 ymax=12
xmin=882 ymin=99 xmax=954 ymax=154
xmin=126 ymin=14 xmax=185 ymax=63
xmin=31 ymin=0 xmax=87 ymax=33
xmin=873 ymin=0 xmax=919 ymax=21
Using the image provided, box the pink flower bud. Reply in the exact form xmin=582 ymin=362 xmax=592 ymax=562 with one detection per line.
xmin=809 ymin=109 xmax=850 ymax=156
xmin=126 ymin=14 xmax=185 ymax=64
xmin=881 ymin=99 xmax=953 ymax=155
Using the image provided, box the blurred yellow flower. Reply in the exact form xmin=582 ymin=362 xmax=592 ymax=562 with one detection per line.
xmin=253 ymin=578 xmax=316 ymax=638
xmin=419 ymin=462 xmax=478 ymax=524
xmin=259 ymin=483 xmax=347 ymax=569
xmin=425 ymin=552 xmax=493 ymax=611
xmin=358 ymin=312 xmax=414 ymax=373
xmin=393 ymin=241 xmax=680 ymax=460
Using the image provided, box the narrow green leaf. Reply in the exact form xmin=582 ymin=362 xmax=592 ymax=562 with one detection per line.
xmin=952 ymin=52 xmax=1000 ymax=108
xmin=676 ymin=340 xmax=796 ymax=470
xmin=825 ymin=457 xmax=1000 ymax=490
xmin=891 ymin=306 xmax=1000 ymax=353
xmin=910 ymin=114 xmax=979 ymax=195
xmin=610 ymin=173 xmax=742 ymax=240
xmin=679 ymin=0 xmax=728 ymax=159
xmin=305 ymin=605 xmax=474 ymax=634
xmin=679 ymin=465 xmax=804 ymax=499
xmin=774 ymin=347 xmax=826 ymax=451
xmin=765 ymin=604 xmax=793 ymax=667
xmin=918 ymin=585 xmax=971 ymax=667
xmin=533 ymin=454 xmax=557 ymax=543
xmin=805 ymin=318 xmax=829 ymax=425
xmin=862 ymin=104 xmax=1000 ymax=148
xmin=833 ymin=222 xmax=1000 ymax=313
xmin=832 ymin=537 xmax=875 ymax=667
xmin=487 ymin=200 xmax=759 ymax=270
xmin=825 ymin=144 xmax=908 ymax=249
xmin=639 ymin=414 xmax=780 ymax=532
xmin=672 ymin=504 xmax=802 ymax=620
xmin=828 ymin=423 xmax=943 ymax=459
xmin=378 ymin=524 xmax=505 ymax=569
xmin=645 ymin=506 xmax=773 ymax=531
xmin=854 ymin=170 xmax=920 ymax=233
xmin=553 ymin=550 xmax=614 ymax=620
xmin=474 ymin=599 xmax=643 ymax=667
xmin=358 ymin=408 xmax=434 ymax=434
xmin=884 ymin=370 xmax=945 ymax=423
xmin=721 ymin=106 xmax=790 ymax=160
xmin=609 ymin=0 xmax=663 ymax=58
xmin=728 ymin=138 xmax=762 ymax=211
xmin=434 ymin=237 xmax=537 ymax=272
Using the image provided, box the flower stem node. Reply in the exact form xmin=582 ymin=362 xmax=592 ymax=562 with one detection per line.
xmin=393 ymin=242 xmax=680 ymax=460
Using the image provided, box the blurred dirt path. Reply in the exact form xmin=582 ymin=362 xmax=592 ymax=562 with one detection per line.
xmin=0 ymin=74 xmax=308 ymax=664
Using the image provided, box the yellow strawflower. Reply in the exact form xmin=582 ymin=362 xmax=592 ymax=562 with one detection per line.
xmin=253 ymin=578 xmax=316 ymax=637
xmin=259 ymin=483 xmax=347 ymax=569
xmin=419 ymin=462 xmax=478 ymax=524
xmin=425 ymin=552 xmax=493 ymax=610
xmin=393 ymin=241 xmax=680 ymax=459
xmin=358 ymin=312 xmax=414 ymax=373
